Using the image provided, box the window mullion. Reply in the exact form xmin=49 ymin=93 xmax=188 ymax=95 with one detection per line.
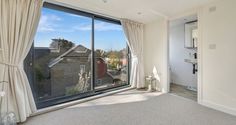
xmin=91 ymin=16 xmax=95 ymax=91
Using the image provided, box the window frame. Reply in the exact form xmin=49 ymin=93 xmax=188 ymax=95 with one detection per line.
xmin=80 ymin=65 xmax=86 ymax=73
xmin=26 ymin=2 xmax=131 ymax=109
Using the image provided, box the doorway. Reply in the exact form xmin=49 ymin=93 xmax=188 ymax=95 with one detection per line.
xmin=168 ymin=14 xmax=198 ymax=101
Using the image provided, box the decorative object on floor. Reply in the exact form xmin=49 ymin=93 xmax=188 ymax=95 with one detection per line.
xmin=1 ymin=112 xmax=17 ymax=125
xmin=0 ymin=0 xmax=43 ymax=122
xmin=0 ymin=81 xmax=16 ymax=125
xmin=121 ymin=19 xmax=145 ymax=89
xmin=0 ymin=81 xmax=6 ymax=123
xmin=145 ymin=67 xmax=161 ymax=92
xmin=145 ymin=75 xmax=157 ymax=92
xmin=152 ymin=66 xmax=161 ymax=91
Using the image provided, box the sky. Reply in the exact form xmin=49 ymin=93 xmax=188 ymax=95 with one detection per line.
xmin=35 ymin=8 xmax=127 ymax=51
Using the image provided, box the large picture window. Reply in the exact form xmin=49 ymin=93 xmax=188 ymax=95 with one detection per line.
xmin=24 ymin=3 xmax=130 ymax=108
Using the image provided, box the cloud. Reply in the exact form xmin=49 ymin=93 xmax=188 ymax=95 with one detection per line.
xmin=68 ymin=14 xmax=84 ymax=18
xmin=37 ymin=14 xmax=122 ymax=33
xmin=68 ymin=13 xmax=92 ymax=20
xmin=38 ymin=14 xmax=61 ymax=32
xmin=74 ymin=22 xmax=122 ymax=31
xmin=73 ymin=23 xmax=92 ymax=31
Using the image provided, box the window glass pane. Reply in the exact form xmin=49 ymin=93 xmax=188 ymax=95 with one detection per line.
xmin=24 ymin=4 xmax=130 ymax=108
xmin=32 ymin=7 xmax=92 ymax=103
xmin=94 ymin=20 xmax=128 ymax=90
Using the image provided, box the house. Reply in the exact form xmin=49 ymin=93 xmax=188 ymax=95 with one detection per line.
xmin=48 ymin=45 xmax=114 ymax=97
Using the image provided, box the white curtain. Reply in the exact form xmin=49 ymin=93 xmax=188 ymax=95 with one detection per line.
xmin=121 ymin=19 xmax=145 ymax=88
xmin=0 ymin=0 xmax=43 ymax=122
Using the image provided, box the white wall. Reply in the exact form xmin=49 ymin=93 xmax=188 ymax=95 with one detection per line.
xmin=169 ymin=23 xmax=197 ymax=88
xmin=144 ymin=0 xmax=236 ymax=115
xmin=199 ymin=0 xmax=236 ymax=115
xmin=144 ymin=18 xmax=168 ymax=92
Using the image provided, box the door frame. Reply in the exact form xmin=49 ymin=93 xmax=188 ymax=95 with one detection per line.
xmin=166 ymin=10 xmax=203 ymax=104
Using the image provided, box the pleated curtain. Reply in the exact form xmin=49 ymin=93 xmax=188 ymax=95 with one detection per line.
xmin=121 ymin=19 xmax=145 ymax=88
xmin=0 ymin=0 xmax=43 ymax=122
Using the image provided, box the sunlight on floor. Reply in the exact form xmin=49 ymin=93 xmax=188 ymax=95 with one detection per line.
xmin=68 ymin=90 xmax=163 ymax=108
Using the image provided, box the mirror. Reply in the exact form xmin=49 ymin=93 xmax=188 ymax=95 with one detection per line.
xmin=185 ymin=21 xmax=198 ymax=48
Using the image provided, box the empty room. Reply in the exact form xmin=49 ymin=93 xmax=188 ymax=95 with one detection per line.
xmin=0 ymin=0 xmax=236 ymax=125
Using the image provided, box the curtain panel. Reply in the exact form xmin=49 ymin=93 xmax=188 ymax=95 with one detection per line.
xmin=121 ymin=19 xmax=145 ymax=88
xmin=0 ymin=0 xmax=43 ymax=122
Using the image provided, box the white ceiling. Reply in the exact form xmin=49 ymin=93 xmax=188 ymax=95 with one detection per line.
xmin=51 ymin=0 xmax=217 ymax=23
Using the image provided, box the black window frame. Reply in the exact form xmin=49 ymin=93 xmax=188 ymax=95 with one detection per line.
xmin=25 ymin=2 xmax=131 ymax=109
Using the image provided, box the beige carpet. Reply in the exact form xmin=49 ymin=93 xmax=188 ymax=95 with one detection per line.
xmin=20 ymin=90 xmax=236 ymax=125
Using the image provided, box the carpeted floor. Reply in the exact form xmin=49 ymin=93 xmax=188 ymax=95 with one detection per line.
xmin=20 ymin=90 xmax=236 ymax=125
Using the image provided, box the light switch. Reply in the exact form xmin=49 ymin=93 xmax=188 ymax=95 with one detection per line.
xmin=209 ymin=44 xmax=216 ymax=50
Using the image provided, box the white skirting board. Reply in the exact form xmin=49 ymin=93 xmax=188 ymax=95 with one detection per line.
xmin=200 ymin=100 xmax=236 ymax=116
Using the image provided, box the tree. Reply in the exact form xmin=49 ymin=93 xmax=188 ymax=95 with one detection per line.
xmin=107 ymin=50 xmax=122 ymax=70
xmin=50 ymin=38 xmax=75 ymax=53
xmin=96 ymin=49 xmax=106 ymax=58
